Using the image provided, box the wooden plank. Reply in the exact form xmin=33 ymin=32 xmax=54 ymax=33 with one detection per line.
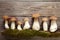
xmin=0 ymin=2 xmax=60 ymax=17
xmin=0 ymin=0 xmax=59 ymax=2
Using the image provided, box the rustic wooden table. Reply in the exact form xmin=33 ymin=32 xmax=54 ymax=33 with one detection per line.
xmin=0 ymin=0 xmax=60 ymax=40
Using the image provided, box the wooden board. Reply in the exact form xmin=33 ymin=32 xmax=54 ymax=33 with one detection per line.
xmin=0 ymin=1 xmax=60 ymax=40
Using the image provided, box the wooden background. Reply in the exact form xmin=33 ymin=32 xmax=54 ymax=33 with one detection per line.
xmin=0 ymin=0 xmax=60 ymax=40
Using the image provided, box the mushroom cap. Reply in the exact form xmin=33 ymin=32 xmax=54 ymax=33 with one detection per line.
xmin=32 ymin=13 xmax=40 ymax=18
xmin=50 ymin=16 xmax=57 ymax=20
xmin=24 ymin=17 xmax=29 ymax=22
xmin=3 ymin=15 xmax=9 ymax=20
xmin=17 ymin=21 xmax=22 ymax=25
xmin=10 ymin=17 xmax=16 ymax=21
xmin=42 ymin=17 xmax=48 ymax=21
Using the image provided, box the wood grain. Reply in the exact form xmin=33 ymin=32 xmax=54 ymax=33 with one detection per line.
xmin=0 ymin=2 xmax=60 ymax=40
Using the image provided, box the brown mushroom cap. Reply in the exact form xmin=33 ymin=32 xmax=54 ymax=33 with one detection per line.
xmin=32 ymin=13 xmax=40 ymax=18
xmin=17 ymin=21 xmax=22 ymax=25
xmin=3 ymin=15 xmax=9 ymax=20
xmin=10 ymin=17 xmax=16 ymax=21
xmin=24 ymin=17 xmax=29 ymax=22
xmin=42 ymin=17 xmax=48 ymax=21
xmin=50 ymin=16 xmax=57 ymax=20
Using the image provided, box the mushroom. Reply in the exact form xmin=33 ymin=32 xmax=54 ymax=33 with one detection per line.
xmin=3 ymin=15 xmax=9 ymax=29
xmin=10 ymin=17 xmax=16 ymax=30
xmin=17 ymin=21 xmax=22 ymax=31
xmin=42 ymin=17 xmax=48 ymax=31
xmin=23 ymin=17 xmax=30 ymax=30
xmin=49 ymin=16 xmax=58 ymax=32
xmin=32 ymin=13 xmax=40 ymax=31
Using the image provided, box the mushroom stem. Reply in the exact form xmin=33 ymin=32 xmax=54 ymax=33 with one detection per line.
xmin=5 ymin=20 xmax=9 ymax=29
xmin=3 ymin=15 xmax=9 ymax=29
xmin=23 ymin=17 xmax=30 ymax=30
xmin=32 ymin=13 xmax=40 ymax=31
xmin=50 ymin=20 xmax=57 ymax=32
xmin=50 ymin=16 xmax=58 ymax=32
xmin=10 ymin=17 xmax=16 ymax=30
xmin=11 ymin=22 xmax=15 ymax=30
xmin=17 ymin=21 xmax=22 ymax=31
xmin=42 ymin=17 xmax=48 ymax=31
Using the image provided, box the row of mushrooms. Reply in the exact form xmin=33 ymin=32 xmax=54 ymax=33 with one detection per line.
xmin=3 ymin=13 xmax=58 ymax=32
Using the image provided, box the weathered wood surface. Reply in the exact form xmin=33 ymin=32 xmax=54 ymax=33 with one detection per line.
xmin=0 ymin=0 xmax=60 ymax=2
xmin=0 ymin=2 xmax=60 ymax=17
xmin=0 ymin=1 xmax=60 ymax=40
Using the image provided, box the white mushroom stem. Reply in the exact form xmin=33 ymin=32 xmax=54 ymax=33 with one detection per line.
xmin=3 ymin=15 xmax=9 ymax=29
xmin=11 ymin=22 xmax=15 ymax=30
xmin=32 ymin=18 xmax=40 ymax=31
xmin=32 ymin=13 xmax=40 ymax=31
xmin=50 ymin=20 xmax=57 ymax=32
xmin=17 ymin=24 xmax=22 ymax=31
xmin=43 ymin=21 xmax=48 ymax=31
xmin=10 ymin=17 xmax=16 ymax=30
xmin=5 ymin=20 xmax=9 ymax=29
xmin=23 ymin=21 xmax=30 ymax=30
xmin=42 ymin=17 xmax=48 ymax=31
